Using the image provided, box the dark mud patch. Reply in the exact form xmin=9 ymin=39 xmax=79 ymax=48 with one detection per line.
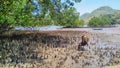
xmin=0 ymin=30 xmax=88 ymax=64
xmin=0 ymin=30 xmax=120 ymax=68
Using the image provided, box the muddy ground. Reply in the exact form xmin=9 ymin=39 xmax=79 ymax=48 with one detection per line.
xmin=0 ymin=26 xmax=120 ymax=68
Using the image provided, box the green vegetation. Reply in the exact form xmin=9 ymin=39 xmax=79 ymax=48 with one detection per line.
xmin=57 ymin=7 xmax=84 ymax=26
xmin=88 ymin=14 xmax=116 ymax=27
xmin=114 ymin=10 xmax=120 ymax=24
xmin=0 ymin=0 xmax=83 ymax=32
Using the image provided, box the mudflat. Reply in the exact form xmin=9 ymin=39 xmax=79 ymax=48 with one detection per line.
xmin=0 ymin=27 xmax=120 ymax=68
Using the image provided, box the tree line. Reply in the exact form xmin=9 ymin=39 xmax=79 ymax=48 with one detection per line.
xmin=88 ymin=14 xmax=116 ymax=27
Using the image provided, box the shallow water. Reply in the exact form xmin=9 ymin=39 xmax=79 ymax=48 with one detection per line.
xmin=91 ymin=28 xmax=120 ymax=34
xmin=14 ymin=25 xmax=63 ymax=30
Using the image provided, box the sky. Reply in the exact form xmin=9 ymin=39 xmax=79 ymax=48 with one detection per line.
xmin=74 ymin=0 xmax=120 ymax=16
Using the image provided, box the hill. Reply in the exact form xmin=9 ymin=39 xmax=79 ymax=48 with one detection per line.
xmin=81 ymin=6 xmax=120 ymax=23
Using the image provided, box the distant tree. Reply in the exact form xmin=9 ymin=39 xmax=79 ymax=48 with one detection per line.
xmin=57 ymin=7 xmax=84 ymax=26
xmin=114 ymin=14 xmax=120 ymax=24
xmin=74 ymin=19 xmax=84 ymax=26
xmin=88 ymin=17 xmax=100 ymax=27
xmin=88 ymin=14 xmax=116 ymax=27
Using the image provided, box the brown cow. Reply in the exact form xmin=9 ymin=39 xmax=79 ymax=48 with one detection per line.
xmin=78 ymin=34 xmax=89 ymax=51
